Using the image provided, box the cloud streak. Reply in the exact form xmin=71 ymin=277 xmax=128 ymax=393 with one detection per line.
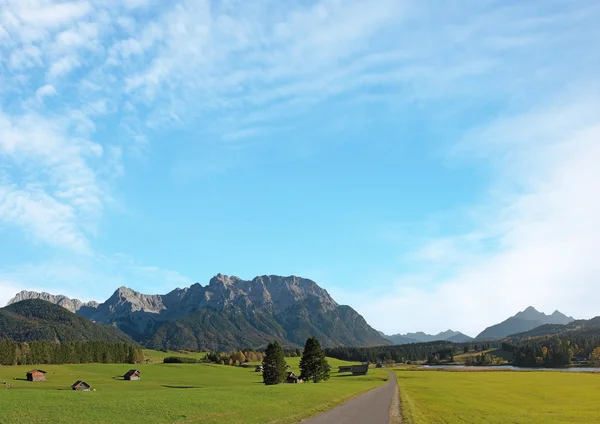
xmin=340 ymin=88 xmax=600 ymax=336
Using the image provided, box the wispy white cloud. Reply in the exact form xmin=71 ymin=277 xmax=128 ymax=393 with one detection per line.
xmin=0 ymin=108 xmax=113 ymax=252
xmin=35 ymin=84 xmax=57 ymax=100
xmin=1 ymin=0 xmax=599 ymax=318
xmin=345 ymin=89 xmax=600 ymax=336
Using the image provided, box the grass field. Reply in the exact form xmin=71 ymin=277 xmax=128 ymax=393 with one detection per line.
xmin=396 ymin=368 xmax=600 ymax=423
xmin=0 ymin=354 xmax=387 ymax=424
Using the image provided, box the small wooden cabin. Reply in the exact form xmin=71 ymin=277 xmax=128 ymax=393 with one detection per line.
xmin=26 ymin=369 xmax=47 ymax=382
xmin=338 ymin=365 xmax=352 ymax=373
xmin=286 ymin=372 xmax=303 ymax=384
xmin=124 ymin=369 xmax=141 ymax=381
xmin=351 ymin=364 xmax=369 ymax=375
xmin=71 ymin=380 xmax=91 ymax=391
xmin=255 ymin=365 xmax=263 ymax=372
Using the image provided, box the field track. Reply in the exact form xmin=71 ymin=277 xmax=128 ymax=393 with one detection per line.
xmin=303 ymin=371 xmax=399 ymax=424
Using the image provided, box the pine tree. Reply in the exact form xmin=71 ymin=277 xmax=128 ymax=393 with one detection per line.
xmin=262 ymin=341 xmax=287 ymax=385
xmin=299 ymin=337 xmax=330 ymax=383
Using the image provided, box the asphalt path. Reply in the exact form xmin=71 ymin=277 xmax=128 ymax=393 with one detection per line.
xmin=303 ymin=371 xmax=399 ymax=424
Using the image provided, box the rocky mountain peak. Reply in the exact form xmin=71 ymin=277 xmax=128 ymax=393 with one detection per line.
xmin=7 ymin=290 xmax=97 ymax=312
xmin=104 ymin=286 xmax=165 ymax=314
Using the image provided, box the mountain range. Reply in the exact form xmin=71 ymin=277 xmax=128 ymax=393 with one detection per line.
xmin=5 ymin=275 xmax=579 ymax=350
xmin=7 ymin=274 xmax=389 ymax=351
xmin=475 ymin=306 xmax=575 ymax=340
xmin=379 ymin=330 xmax=473 ymax=344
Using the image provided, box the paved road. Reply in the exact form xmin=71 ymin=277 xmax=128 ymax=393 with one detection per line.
xmin=303 ymin=371 xmax=399 ymax=424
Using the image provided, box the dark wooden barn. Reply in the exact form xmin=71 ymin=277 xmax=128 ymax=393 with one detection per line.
xmin=124 ymin=369 xmax=141 ymax=380
xmin=338 ymin=365 xmax=352 ymax=373
xmin=71 ymin=380 xmax=91 ymax=391
xmin=285 ymin=372 xmax=303 ymax=384
xmin=26 ymin=369 xmax=47 ymax=382
xmin=351 ymin=364 xmax=369 ymax=375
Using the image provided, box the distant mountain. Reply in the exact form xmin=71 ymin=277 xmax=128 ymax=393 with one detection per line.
xmin=0 ymin=299 xmax=134 ymax=344
xmin=380 ymin=329 xmax=473 ymax=345
xmin=503 ymin=316 xmax=600 ymax=343
xmin=9 ymin=290 xmax=99 ymax=313
xmin=475 ymin=306 xmax=575 ymax=340
xmin=8 ymin=274 xmax=389 ymax=351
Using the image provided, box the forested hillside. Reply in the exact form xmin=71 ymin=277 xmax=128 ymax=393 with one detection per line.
xmin=0 ymin=340 xmax=144 ymax=366
xmin=0 ymin=300 xmax=134 ymax=344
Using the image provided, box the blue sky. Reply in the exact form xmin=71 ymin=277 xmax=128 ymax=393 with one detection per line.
xmin=1 ymin=0 xmax=600 ymax=336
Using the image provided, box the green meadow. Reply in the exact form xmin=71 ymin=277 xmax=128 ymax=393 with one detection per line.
xmin=0 ymin=354 xmax=387 ymax=424
xmin=396 ymin=368 xmax=600 ymax=423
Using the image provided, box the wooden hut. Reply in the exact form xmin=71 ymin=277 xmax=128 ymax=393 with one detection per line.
xmin=255 ymin=365 xmax=263 ymax=372
xmin=71 ymin=380 xmax=91 ymax=391
xmin=285 ymin=372 xmax=303 ymax=384
xmin=123 ymin=370 xmax=141 ymax=381
xmin=351 ymin=364 xmax=369 ymax=375
xmin=337 ymin=365 xmax=352 ymax=373
xmin=26 ymin=369 xmax=47 ymax=382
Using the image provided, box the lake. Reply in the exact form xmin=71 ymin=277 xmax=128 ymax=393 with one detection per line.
xmin=419 ymin=364 xmax=600 ymax=372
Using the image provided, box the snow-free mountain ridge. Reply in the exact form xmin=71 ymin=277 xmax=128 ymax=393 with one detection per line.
xmin=7 ymin=274 xmax=388 ymax=351
xmin=476 ymin=306 xmax=574 ymax=340
xmin=380 ymin=329 xmax=473 ymax=345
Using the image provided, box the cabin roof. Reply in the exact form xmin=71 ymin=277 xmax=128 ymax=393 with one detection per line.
xmin=27 ymin=369 xmax=47 ymax=374
xmin=72 ymin=380 xmax=90 ymax=387
xmin=124 ymin=369 xmax=140 ymax=377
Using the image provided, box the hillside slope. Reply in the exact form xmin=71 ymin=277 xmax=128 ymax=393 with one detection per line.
xmin=0 ymin=300 xmax=135 ymax=344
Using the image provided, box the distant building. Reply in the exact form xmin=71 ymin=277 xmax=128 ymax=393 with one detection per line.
xmin=351 ymin=364 xmax=369 ymax=375
xmin=71 ymin=381 xmax=91 ymax=391
xmin=337 ymin=366 xmax=352 ymax=373
xmin=255 ymin=365 xmax=263 ymax=372
xmin=26 ymin=369 xmax=47 ymax=382
xmin=123 ymin=370 xmax=141 ymax=380
xmin=286 ymin=372 xmax=303 ymax=384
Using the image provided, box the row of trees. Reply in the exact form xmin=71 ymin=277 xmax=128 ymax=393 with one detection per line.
xmin=262 ymin=337 xmax=330 ymax=385
xmin=503 ymin=333 xmax=600 ymax=367
xmin=426 ymin=347 xmax=454 ymax=364
xmin=205 ymin=350 xmax=266 ymax=366
xmin=203 ymin=347 xmax=303 ymax=367
xmin=325 ymin=341 xmax=472 ymax=363
xmin=464 ymin=353 xmax=503 ymax=366
xmin=0 ymin=340 xmax=144 ymax=366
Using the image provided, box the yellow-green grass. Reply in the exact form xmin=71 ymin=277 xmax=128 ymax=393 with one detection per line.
xmin=396 ymin=369 xmax=600 ymax=423
xmin=0 ymin=354 xmax=387 ymax=424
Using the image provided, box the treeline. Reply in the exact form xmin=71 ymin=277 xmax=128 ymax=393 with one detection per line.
xmin=163 ymin=356 xmax=207 ymax=364
xmin=426 ymin=347 xmax=454 ymax=364
xmin=204 ymin=348 xmax=302 ymax=366
xmin=464 ymin=353 xmax=504 ymax=366
xmin=326 ymin=341 xmax=467 ymax=363
xmin=504 ymin=334 xmax=600 ymax=367
xmin=0 ymin=340 xmax=144 ymax=366
xmin=325 ymin=341 xmax=498 ymax=364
